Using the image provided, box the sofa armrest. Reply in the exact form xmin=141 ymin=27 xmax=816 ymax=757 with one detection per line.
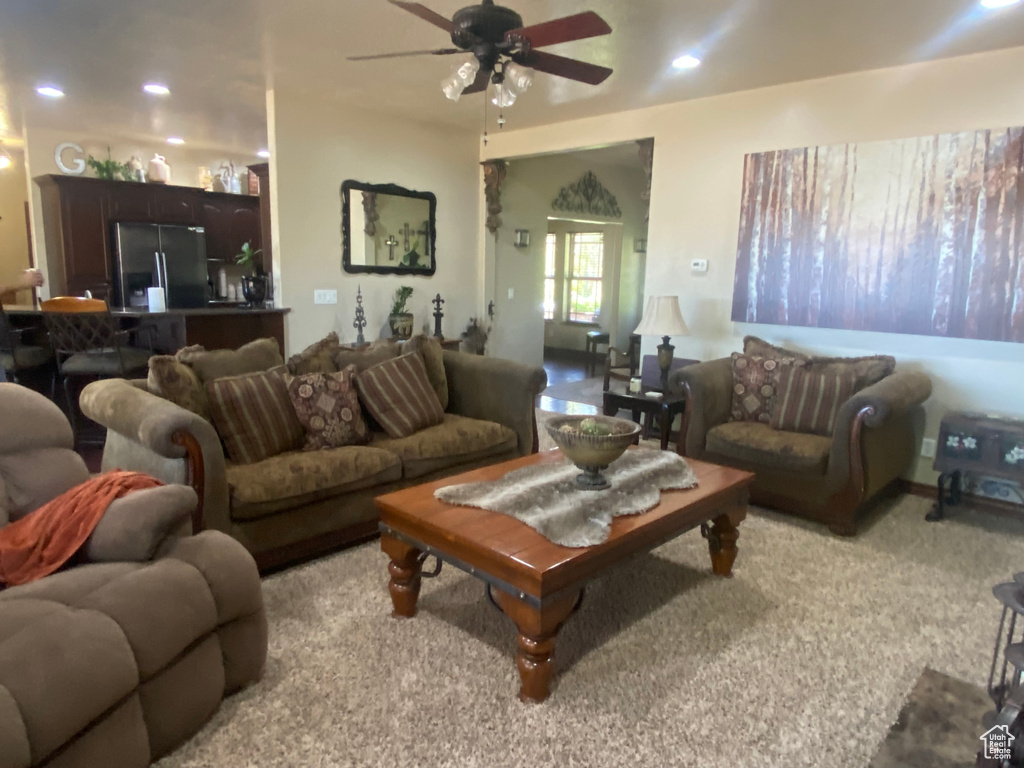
xmin=668 ymin=357 xmax=734 ymax=458
xmin=827 ymin=370 xmax=932 ymax=493
xmin=80 ymin=379 xmax=230 ymax=534
xmin=443 ymin=352 xmax=548 ymax=456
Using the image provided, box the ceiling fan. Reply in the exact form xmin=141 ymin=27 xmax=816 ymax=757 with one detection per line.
xmin=349 ymin=0 xmax=613 ymax=123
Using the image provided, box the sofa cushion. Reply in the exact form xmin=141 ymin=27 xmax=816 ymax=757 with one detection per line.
xmin=706 ymin=421 xmax=832 ymax=474
xmin=743 ymin=335 xmax=895 ymax=389
xmin=226 ymin=445 xmax=402 ymax=519
xmin=332 ymin=338 xmax=400 ymax=373
xmin=370 ymin=414 xmax=517 ymax=479
xmin=402 ymin=334 xmax=448 ymax=410
xmin=771 ymin=366 xmax=858 ymax=437
xmin=206 ymin=368 xmax=304 ymax=464
xmin=185 ymin=338 xmax=284 ymax=383
xmin=0 ymin=448 xmax=90 ymax=521
xmin=148 ymin=355 xmax=211 ymax=421
xmin=287 ymin=332 xmax=340 ymax=376
xmin=285 ymin=366 xmax=369 ymax=450
xmin=356 ymin=354 xmax=444 ymax=439
xmin=729 ymin=353 xmax=801 ymax=424
xmin=62 ymin=347 xmax=152 ymax=375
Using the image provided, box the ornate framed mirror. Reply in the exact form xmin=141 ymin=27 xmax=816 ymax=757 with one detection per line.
xmin=341 ymin=180 xmax=437 ymax=276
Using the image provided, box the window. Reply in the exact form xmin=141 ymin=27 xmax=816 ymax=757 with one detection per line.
xmin=566 ymin=232 xmax=604 ymax=323
xmin=543 ymin=233 xmax=557 ymax=321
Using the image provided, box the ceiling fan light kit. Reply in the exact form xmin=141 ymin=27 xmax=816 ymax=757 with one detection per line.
xmin=353 ymin=0 xmax=613 ymax=136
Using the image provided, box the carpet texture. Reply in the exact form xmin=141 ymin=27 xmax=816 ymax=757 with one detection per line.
xmin=157 ymin=495 xmax=1024 ymax=768
xmin=433 ymin=447 xmax=698 ymax=547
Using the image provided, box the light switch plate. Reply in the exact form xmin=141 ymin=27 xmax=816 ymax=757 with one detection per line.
xmin=314 ymin=289 xmax=338 ymax=305
xmin=508 ymin=288 xmax=515 ymax=300
xmin=920 ymin=438 xmax=937 ymax=459
xmin=691 ymin=259 xmax=709 ymax=273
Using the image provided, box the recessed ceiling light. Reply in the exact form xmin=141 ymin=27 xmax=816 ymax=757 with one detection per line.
xmin=166 ymin=137 xmax=185 ymax=145
xmin=672 ymin=54 xmax=702 ymax=70
xmin=257 ymin=149 xmax=271 ymax=158
xmin=36 ymin=86 xmax=65 ymax=98
xmin=0 ymin=155 xmax=11 ymax=170
xmin=143 ymin=83 xmax=170 ymax=95
xmin=981 ymin=0 xmax=1021 ymax=7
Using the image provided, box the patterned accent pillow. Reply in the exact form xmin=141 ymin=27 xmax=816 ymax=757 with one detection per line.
xmin=401 ymin=334 xmax=448 ymax=410
xmin=743 ymin=335 xmax=895 ymax=389
xmin=148 ymin=356 xmax=211 ymax=421
xmin=729 ymin=353 xmax=801 ymax=424
xmin=206 ymin=367 xmax=304 ymax=464
xmin=285 ymin=365 xmax=369 ymax=450
xmin=356 ymin=354 xmax=444 ymax=438
xmin=287 ymin=332 xmax=341 ymax=376
xmin=770 ymin=366 xmax=858 ymax=436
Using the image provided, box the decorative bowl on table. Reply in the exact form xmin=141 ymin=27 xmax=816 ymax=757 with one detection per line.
xmin=545 ymin=415 xmax=642 ymax=491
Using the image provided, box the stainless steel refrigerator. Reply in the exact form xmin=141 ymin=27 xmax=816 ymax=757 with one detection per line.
xmin=113 ymin=223 xmax=209 ymax=309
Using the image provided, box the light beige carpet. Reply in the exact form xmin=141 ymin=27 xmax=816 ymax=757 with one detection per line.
xmin=157 ymin=493 xmax=1022 ymax=768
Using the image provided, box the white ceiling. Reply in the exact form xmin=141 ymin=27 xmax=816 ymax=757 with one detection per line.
xmin=2 ymin=0 xmax=1024 ymax=153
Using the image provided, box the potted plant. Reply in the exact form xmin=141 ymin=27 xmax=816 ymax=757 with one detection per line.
xmin=86 ymin=147 xmax=133 ymax=181
xmin=235 ymin=241 xmax=268 ymax=307
xmin=389 ymin=286 xmax=414 ymax=339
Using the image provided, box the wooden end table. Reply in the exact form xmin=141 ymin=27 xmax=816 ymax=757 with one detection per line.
xmin=602 ymin=387 xmax=687 ymax=450
xmin=375 ymin=450 xmax=753 ymax=703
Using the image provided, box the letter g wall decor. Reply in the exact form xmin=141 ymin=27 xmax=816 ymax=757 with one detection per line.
xmin=552 ymin=171 xmax=622 ymax=218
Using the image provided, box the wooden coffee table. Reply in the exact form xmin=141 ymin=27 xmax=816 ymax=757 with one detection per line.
xmin=375 ymin=450 xmax=754 ymax=703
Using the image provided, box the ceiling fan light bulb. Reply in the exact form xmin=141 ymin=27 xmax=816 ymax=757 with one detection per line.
xmin=0 ymin=155 xmax=10 ymax=170
xmin=491 ymin=83 xmax=516 ymax=108
xmin=504 ymin=62 xmax=534 ymax=94
xmin=441 ymin=74 xmax=465 ymax=102
xmin=455 ymin=57 xmax=480 ymax=86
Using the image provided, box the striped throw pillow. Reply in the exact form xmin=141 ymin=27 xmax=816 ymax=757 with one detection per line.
xmin=770 ymin=366 xmax=857 ymax=437
xmin=206 ymin=367 xmax=304 ymax=464
xmin=356 ymin=354 xmax=444 ymax=438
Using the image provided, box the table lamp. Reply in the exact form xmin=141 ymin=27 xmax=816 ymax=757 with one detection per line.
xmin=633 ymin=295 xmax=690 ymax=389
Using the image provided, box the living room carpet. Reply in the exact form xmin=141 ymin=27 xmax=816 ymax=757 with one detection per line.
xmin=157 ymin=494 xmax=1023 ymax=768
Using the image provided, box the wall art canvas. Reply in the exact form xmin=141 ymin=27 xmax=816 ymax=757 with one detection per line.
xmin=731 ymin=127 xmax=1024 ymax=343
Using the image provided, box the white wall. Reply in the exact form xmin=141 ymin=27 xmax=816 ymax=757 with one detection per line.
xmin=485 ymin=150 xmax=647 ymax=365
xmin=268 ymin=89 xmax=483 ymax=355
xmin=482 ymin=46 xmax=1024 ymax=486
xmin=0 ymin=148 xmax=31 ymax=298
xmin=23 ymin=125 xmax=261 ymax=299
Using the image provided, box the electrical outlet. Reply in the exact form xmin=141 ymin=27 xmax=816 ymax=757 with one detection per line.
xmin=920 ymin=438 xmax=937 ymax=459
xmin=313 ymin=289 xmax=338 ymax=305
xmin=691 ymin=258 xmax=709 ymax=273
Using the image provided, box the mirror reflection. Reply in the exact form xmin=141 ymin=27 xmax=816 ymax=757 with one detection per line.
xmin=342 ymin=181 xmax=436 ymax=275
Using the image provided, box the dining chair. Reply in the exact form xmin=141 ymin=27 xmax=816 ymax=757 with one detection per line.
xmin=40 ymin=297 xmax=153 ymax=443
xmin=0 ymin=299 xmax=53 ymax=387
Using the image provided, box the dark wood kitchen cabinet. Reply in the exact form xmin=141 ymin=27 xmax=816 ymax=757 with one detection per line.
xmin=35 ymin=175 xmax=261 ymax=299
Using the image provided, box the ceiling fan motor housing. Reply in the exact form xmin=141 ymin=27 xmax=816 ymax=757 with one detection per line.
xmin=451 ymin=1 xmax=523 ymax=47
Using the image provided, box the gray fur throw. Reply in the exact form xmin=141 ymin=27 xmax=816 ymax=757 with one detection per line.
xmin=434 ymin=448 xmax=698 ymax=548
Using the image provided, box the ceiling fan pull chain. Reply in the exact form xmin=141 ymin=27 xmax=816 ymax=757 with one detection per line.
xmin=482 ymin=87 xmax=489 ymax=146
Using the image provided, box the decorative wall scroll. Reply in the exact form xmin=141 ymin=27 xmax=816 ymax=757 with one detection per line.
xmin=637 ymin=138 xmax=654 ymax=221
xmin=361 ymin=192 xmax=379 ymax=237
xmin=482 ymin=160 xmax=507 ymax=235
xmin=552 ymin=171 xmax=621 ymax=218
xmin=732 ymin=126 xmax=1024 ymax=343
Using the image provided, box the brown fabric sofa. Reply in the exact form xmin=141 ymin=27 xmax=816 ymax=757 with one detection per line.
xmin=0 ymin=383 xmax=267 ymax=768
xmin=80 ymin=341 xmax=547 ymax=571
xmin=669 ymin=337 xmax=932 ymax=535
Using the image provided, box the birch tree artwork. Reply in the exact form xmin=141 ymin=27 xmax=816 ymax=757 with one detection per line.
xmin=731 ymin=127 xmax=1024 ymax=343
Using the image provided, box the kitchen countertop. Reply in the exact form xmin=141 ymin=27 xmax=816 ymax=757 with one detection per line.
xmin=5 ymin=305 xmax=290 ymax=317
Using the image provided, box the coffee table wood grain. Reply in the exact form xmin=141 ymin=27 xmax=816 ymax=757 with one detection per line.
xmin=375 ymin=449 xmax=754 ymax=703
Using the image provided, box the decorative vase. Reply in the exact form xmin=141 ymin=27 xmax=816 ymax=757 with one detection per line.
xmin=544 ymin=415 xmax=642 ymax=491
xmin=241 ymin=275 xmax=268 ymax=307
xmin=147 ymin=154 xmax=170 ymax=184
xmin=388 ymin=313 xmax=414 ymax=339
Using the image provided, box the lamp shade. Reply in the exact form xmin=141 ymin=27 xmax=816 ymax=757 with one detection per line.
xmin=633 ymin=296 xmax=690 ymax=337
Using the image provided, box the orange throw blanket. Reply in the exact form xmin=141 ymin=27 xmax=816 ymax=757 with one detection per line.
xmin=0 ymin=471 xmax=163 ymax=587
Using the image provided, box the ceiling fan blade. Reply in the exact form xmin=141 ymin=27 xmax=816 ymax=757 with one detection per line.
xmin=461 ymin=66 xmax=492 ymax=95
xmin=387 ymin=1 xmax=457 ymax=34
xmin=348 ymin=48 xmax=461 ymax=61
xmin=505 ymin=11 xmax=612 ymax=49
xmin=520 ymin=50 xmax=612 ymax=85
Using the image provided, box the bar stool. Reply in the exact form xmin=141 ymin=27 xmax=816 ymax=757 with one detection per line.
xmin=584 ymin=330 xmax=610 ymax=377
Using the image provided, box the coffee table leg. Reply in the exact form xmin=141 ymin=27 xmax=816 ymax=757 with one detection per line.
xmin=705 ymin=513 xmax=741 ymax=577
xmin=381 ymin=534 xmax=423 ymax=618
xmin=493 ymin=589 xmax=580 ymax=704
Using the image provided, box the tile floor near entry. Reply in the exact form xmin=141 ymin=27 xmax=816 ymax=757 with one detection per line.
xmin=540 ymin=352 xmax=599 ymax=416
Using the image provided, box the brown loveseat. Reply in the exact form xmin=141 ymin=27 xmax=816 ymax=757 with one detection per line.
xmin=80 ymin=337 xmax=547 ymax=571
xmin=670 ymin=336 xmax=932 ymax=535
xmin=0 ymin=383 xmax=267 ymax=768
